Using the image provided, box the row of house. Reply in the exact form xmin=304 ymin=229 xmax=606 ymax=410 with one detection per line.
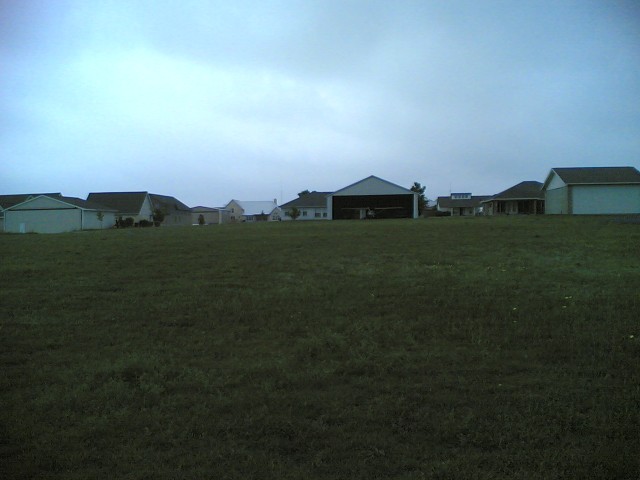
xmin=2 ymin=167 xmax=639 ymax=233
xmin=436 ymin=166 xmax=640 ymax=216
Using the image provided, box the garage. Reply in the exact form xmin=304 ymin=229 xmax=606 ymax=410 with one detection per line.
xmin=327 ymin=176 xmax=419 ymax=220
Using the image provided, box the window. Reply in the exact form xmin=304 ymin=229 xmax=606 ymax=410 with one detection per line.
xmin=323 ymin=213 xmax=327 ymax=218
xmin=315 ymin=212 xmax=321 ymax=218
xmin=451 ymin=193 xmax=471 ymax=200
xmin=302 ymin=211 xmax=308 ymax=217
xmin=284 ymin=211 xmax=291 ymax=217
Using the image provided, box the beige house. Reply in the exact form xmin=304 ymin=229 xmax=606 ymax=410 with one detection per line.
xmin=4 ymin=195 xmax=116 ymax=233
xmin=225 ymin=200 xmax=282 ymax=222
xmin=149 ymin=194 xmax=192 ymax=226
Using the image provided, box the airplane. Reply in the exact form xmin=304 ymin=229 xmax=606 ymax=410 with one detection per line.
xmin=340 ymin=206 xmax=404 ymax=219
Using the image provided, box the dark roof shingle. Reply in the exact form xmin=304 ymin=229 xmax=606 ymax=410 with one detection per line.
xmin=486 ymin=181 xmax=544 ymax=201
xmin=280 ymin=191 xmax=331 ymax=208
xmin=87 ymin=192 xmax=149 ymax=214
xmin=552 ymin=167 xmax=640 ymax=185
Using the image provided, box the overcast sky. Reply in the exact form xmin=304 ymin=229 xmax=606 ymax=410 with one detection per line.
xmin=2 ymin=0 xmax=639 ymax=206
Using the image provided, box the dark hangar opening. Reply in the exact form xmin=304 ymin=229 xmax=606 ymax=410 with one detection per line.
xmin=332 ymin=194 xmax=414 ymax=219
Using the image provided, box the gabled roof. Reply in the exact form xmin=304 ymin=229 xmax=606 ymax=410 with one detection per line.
xmin=228 ymin=200 xmax=279 ymax=216
xmin=483 ymin=181 xmax=544 ymax=202
xmin=0 ymin=193 xmax=62 ymax=210
xmin=191 ymin=206 xmax=227 ymax=212
xmin=87 ymin=192 xmax=150 ymax=214
xmin=149 ymin=193 xmax=191 ymax=213
xmin=6 ymin=194 xmax=116 ymax=212
xmin=437 ymin=195 xmax=491 ymax=208
xmin=331 ymin=175 xmax=415 ymax=196
xmin=543 ymin=166 xmax=640 ymax=189
xmin=280 ymin=191 xmax=331 ymax=208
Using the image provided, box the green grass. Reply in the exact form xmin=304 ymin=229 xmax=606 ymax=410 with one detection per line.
xmin=1 ymin=217 xmax=639 ymax=479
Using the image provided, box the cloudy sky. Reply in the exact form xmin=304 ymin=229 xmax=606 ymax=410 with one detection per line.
xmin=2 ymin=1 xmax=639 ymax=206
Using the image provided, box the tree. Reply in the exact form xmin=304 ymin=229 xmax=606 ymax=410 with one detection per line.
xmin=410 ymin=182 xmax=427 ymax=215
xmin=153 ymin=208 xmax=165 ymax=227
xmin=96 ymin=211 xmax=104 ymax=227
xmin=198 ymin=214 xmax=205 ymax=226
xmin=298 ymin=190 xmax=310 ymax=197
xmin=289 ymin=206 xmax=301 ymax=220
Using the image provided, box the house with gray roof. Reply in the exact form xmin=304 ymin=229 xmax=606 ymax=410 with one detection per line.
xmin=482 ymin=181 xmax=544 ymax=215
xmin=436 ymin=193 xmax=491 ymax=216
xmin=87 ymin=191 xmax=154 ymax=224
xmin=542 ymin=166 xmax=640 ymax=214
xmin=280 ymin=191 xmax=331 ymax=220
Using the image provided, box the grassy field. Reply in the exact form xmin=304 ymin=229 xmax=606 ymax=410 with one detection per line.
xmin=1 ymin=216 xmax=639 ymax=479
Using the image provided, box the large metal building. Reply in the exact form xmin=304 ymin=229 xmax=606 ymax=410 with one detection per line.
xmin=327 ymin=176 xmax=419 ymax=220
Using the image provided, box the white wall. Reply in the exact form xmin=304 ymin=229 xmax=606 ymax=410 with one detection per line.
xmin=572 ymin=185 xmax=640 ymax=214
xmin=6 ymin=208 xmax=81 ymax=233
xmin=283 ymin=207 xmax=328 ymax=220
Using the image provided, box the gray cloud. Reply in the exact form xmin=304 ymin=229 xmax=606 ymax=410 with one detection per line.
xmin=1 ymin=0 xmax=639 ymax=206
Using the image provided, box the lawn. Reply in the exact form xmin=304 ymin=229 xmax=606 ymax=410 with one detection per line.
xmin=1 ymin=216 xmax=639 ymax=479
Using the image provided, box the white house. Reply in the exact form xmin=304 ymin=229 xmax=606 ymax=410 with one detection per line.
xmin=327 ymin=176 xmax=419 ymax=219
xmin=280 ymin=191 xmax=331 ymax=220
xmin=542 ymin=166 xmax=640 ymax=215
xmin=225 ymin=200 xmax=282 ymax=222
xmin=4 ymin=195 xmax=117 ymax=233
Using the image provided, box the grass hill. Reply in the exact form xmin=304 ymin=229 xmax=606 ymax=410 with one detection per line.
xmin=1 ymin=216 xmax=638 ymax=479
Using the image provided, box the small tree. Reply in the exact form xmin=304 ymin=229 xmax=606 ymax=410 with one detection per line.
xmin=153 ymin=209 xmax=165 ymax=227
xmin=198 ymin=214 xmax=205 ymax=226
xmin=410 ymin=182 xmax=427 ymax=216
xmin=96 ymin=211 xmax=104 ymax=228
xmin=298 ymin=189 xmax=310 ymax=197
xmin=289 ymin=206 xmax=301 ymax=220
